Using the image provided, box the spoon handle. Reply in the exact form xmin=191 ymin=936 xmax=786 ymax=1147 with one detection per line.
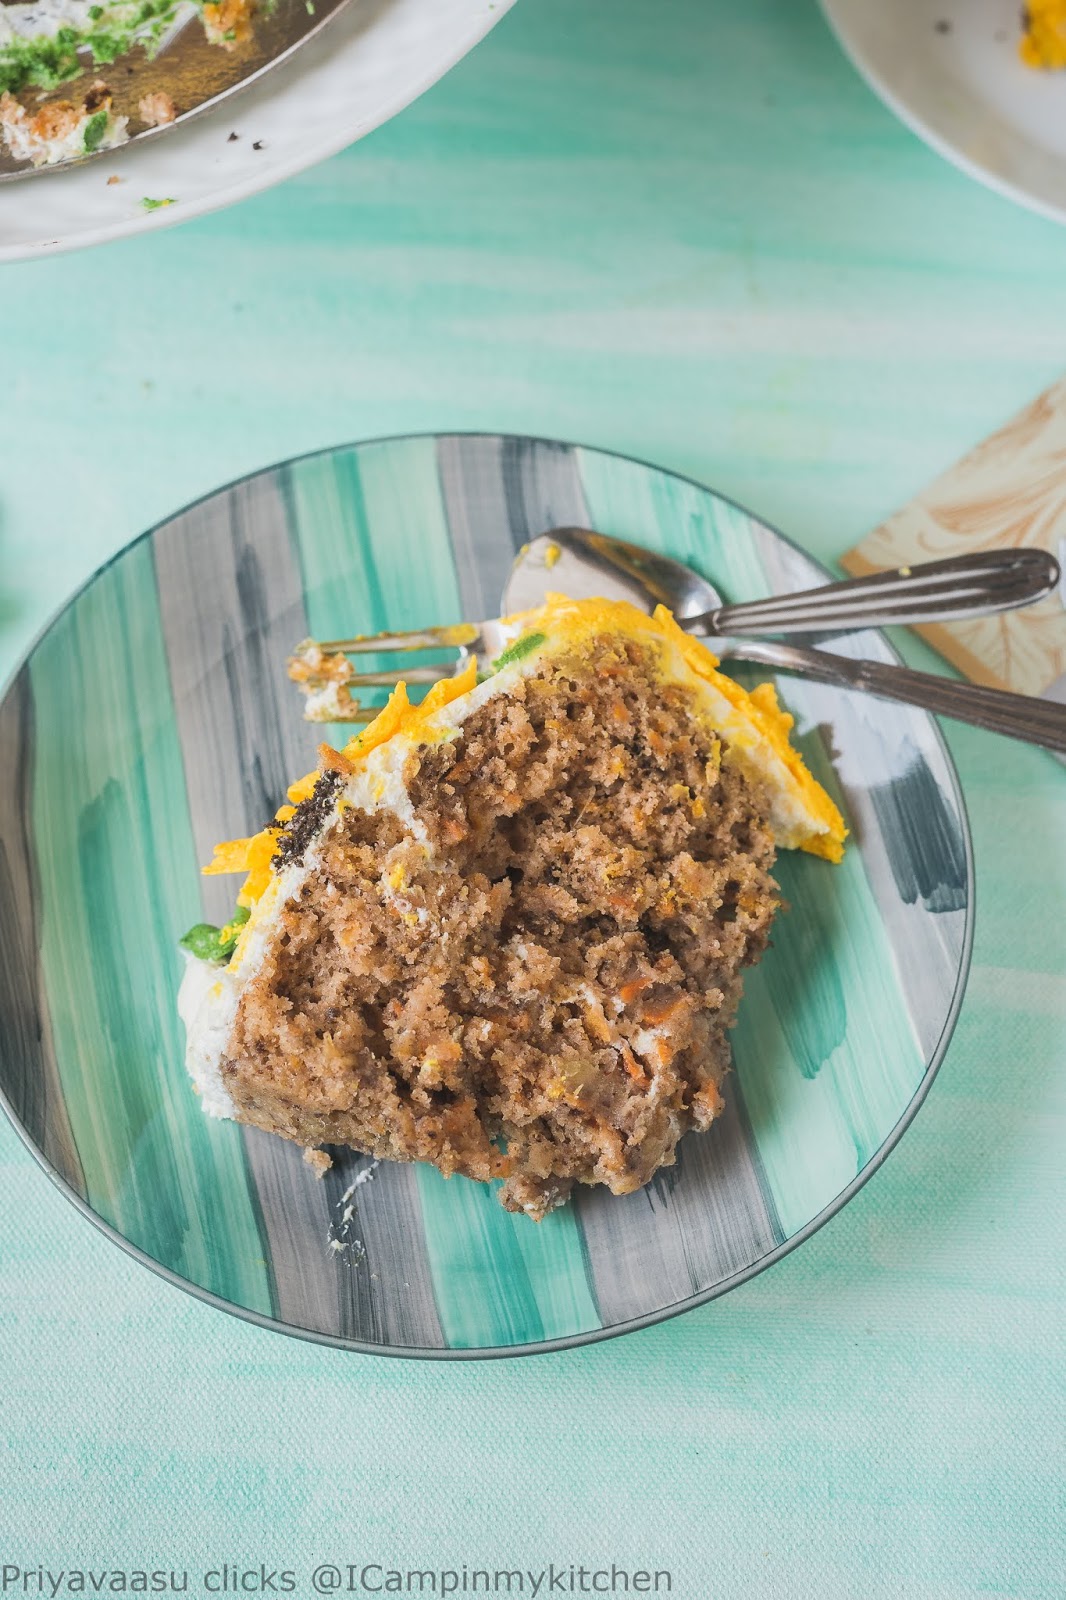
xmin=704 ymin=548 xmax=1059 ymax=636
xmin=722 ymin=638 xmax=1066 ymax=754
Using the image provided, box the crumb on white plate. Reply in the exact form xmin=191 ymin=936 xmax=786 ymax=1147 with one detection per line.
xmin=138 ymin=91 xmax=177 ymax=128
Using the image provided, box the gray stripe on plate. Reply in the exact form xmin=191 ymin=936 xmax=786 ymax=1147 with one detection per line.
xmin=436 ymin=435 xmax=590 ymax=617
xmin=576 ymin=1083 xmax=783 ymax=1324
xmin=152 ymin=473 xmax=444 ymax=1349
xmin=0 ymin=668 xmax=85 ymax=1190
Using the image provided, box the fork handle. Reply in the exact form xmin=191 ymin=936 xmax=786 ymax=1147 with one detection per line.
xmin=725 ymin=638 xmax=1066 ymax=753
xmin=700 ymin=548 xmax=1060 ymax=636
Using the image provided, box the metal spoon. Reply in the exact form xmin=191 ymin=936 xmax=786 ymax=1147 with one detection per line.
xmin=503 ymin=529 xmax=1066 ymax=754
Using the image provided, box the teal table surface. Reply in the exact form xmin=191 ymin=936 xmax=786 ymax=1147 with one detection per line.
xmin=1 ymin=1 xmax=1063 ymax=1595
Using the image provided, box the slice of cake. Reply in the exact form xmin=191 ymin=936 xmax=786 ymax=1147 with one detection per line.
xmin=178 ymin=597 xmax=845 ymax=1218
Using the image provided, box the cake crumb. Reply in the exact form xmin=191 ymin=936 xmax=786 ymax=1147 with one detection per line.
xmin=139 ymin=91 xmax=177 ymax=128
xmin=203 ymin=0 xmax=255 ymax=49
xmin=303 ymin=1147 xmax=332 ymax=1177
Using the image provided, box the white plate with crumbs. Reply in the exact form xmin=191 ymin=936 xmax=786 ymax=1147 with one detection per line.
xmin=821 ymin=0 xmax=1066 ymax=224
xmin=0 ymin=0 xmax=515 ymax=262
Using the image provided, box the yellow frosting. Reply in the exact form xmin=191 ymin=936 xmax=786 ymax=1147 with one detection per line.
xmin=1021 ymin=1 xmax=1066 ymax=69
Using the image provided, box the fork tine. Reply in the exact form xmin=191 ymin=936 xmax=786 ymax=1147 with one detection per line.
xmin=296 ymin=664 xmax=461 ymax=724
xmin=290 ymin=617 xmax=491 ymax=725
xmin=302 ymin=684 xmax=441 ymax=724
xmin=312 ymin=621 xmax=483 ymax=655
xmin=304 ymin=702 xmax=382 ymax=725
xmin=345 ymin=667 xmax=453 ymax=687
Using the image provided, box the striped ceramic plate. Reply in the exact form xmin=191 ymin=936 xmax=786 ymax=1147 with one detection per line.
xmin=0 ymin=435 xmax=973 ymax=1357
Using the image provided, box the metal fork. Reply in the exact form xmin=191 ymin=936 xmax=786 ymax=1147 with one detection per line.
xmin=288 ymin=531 xmax=1066 ymax=754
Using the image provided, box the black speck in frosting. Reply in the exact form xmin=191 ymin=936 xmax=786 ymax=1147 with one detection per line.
xmin=272 ymin=769 xmax=344 ymax=871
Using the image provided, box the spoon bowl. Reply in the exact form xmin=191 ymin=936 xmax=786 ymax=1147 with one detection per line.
xmin=506 ymin=528 xmax=720 ymax=620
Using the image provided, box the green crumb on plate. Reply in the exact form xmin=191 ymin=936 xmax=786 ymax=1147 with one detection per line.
xmin=493 ymin=631 xmax=546 ymax=671
xmin=180 ymin=904 xmax=250 ymax=964
xmin=141 ymin=196 xmax=175 ymax=209
xmin=83 ymin=110 xmax=109 ymax=153
xmin=179 ymin=923 xmax=228 ymax=963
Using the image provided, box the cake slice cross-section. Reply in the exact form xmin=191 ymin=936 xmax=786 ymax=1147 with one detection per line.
xmin=178 ymin=596 xmax=846 ymax=1218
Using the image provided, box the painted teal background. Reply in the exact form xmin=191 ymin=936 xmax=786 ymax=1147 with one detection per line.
xmin=0 ymin=0 xmax=1062 ymax=1594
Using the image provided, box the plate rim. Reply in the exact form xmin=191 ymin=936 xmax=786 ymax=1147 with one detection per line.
xmin=0 ymin=430 xmax=976 ymax=1359
xmin=818 ymin=0 xmax=1066 ymax=227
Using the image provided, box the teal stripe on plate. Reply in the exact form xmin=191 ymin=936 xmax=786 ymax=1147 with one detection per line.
xmin=28 ymin=540 xmax=272 ymax=1313
xmin=284 ymin=439 xmax=603 ymax=1348
xmin=417 ymin=1171 xmax=600 ymax=1348
xmin=730 ymin=823 xmax=927 ymax=1240
xmin=283 ymin=438 xmax=467 ymax=663
xmin=573 ymin=445 xmax=781 ymax=605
